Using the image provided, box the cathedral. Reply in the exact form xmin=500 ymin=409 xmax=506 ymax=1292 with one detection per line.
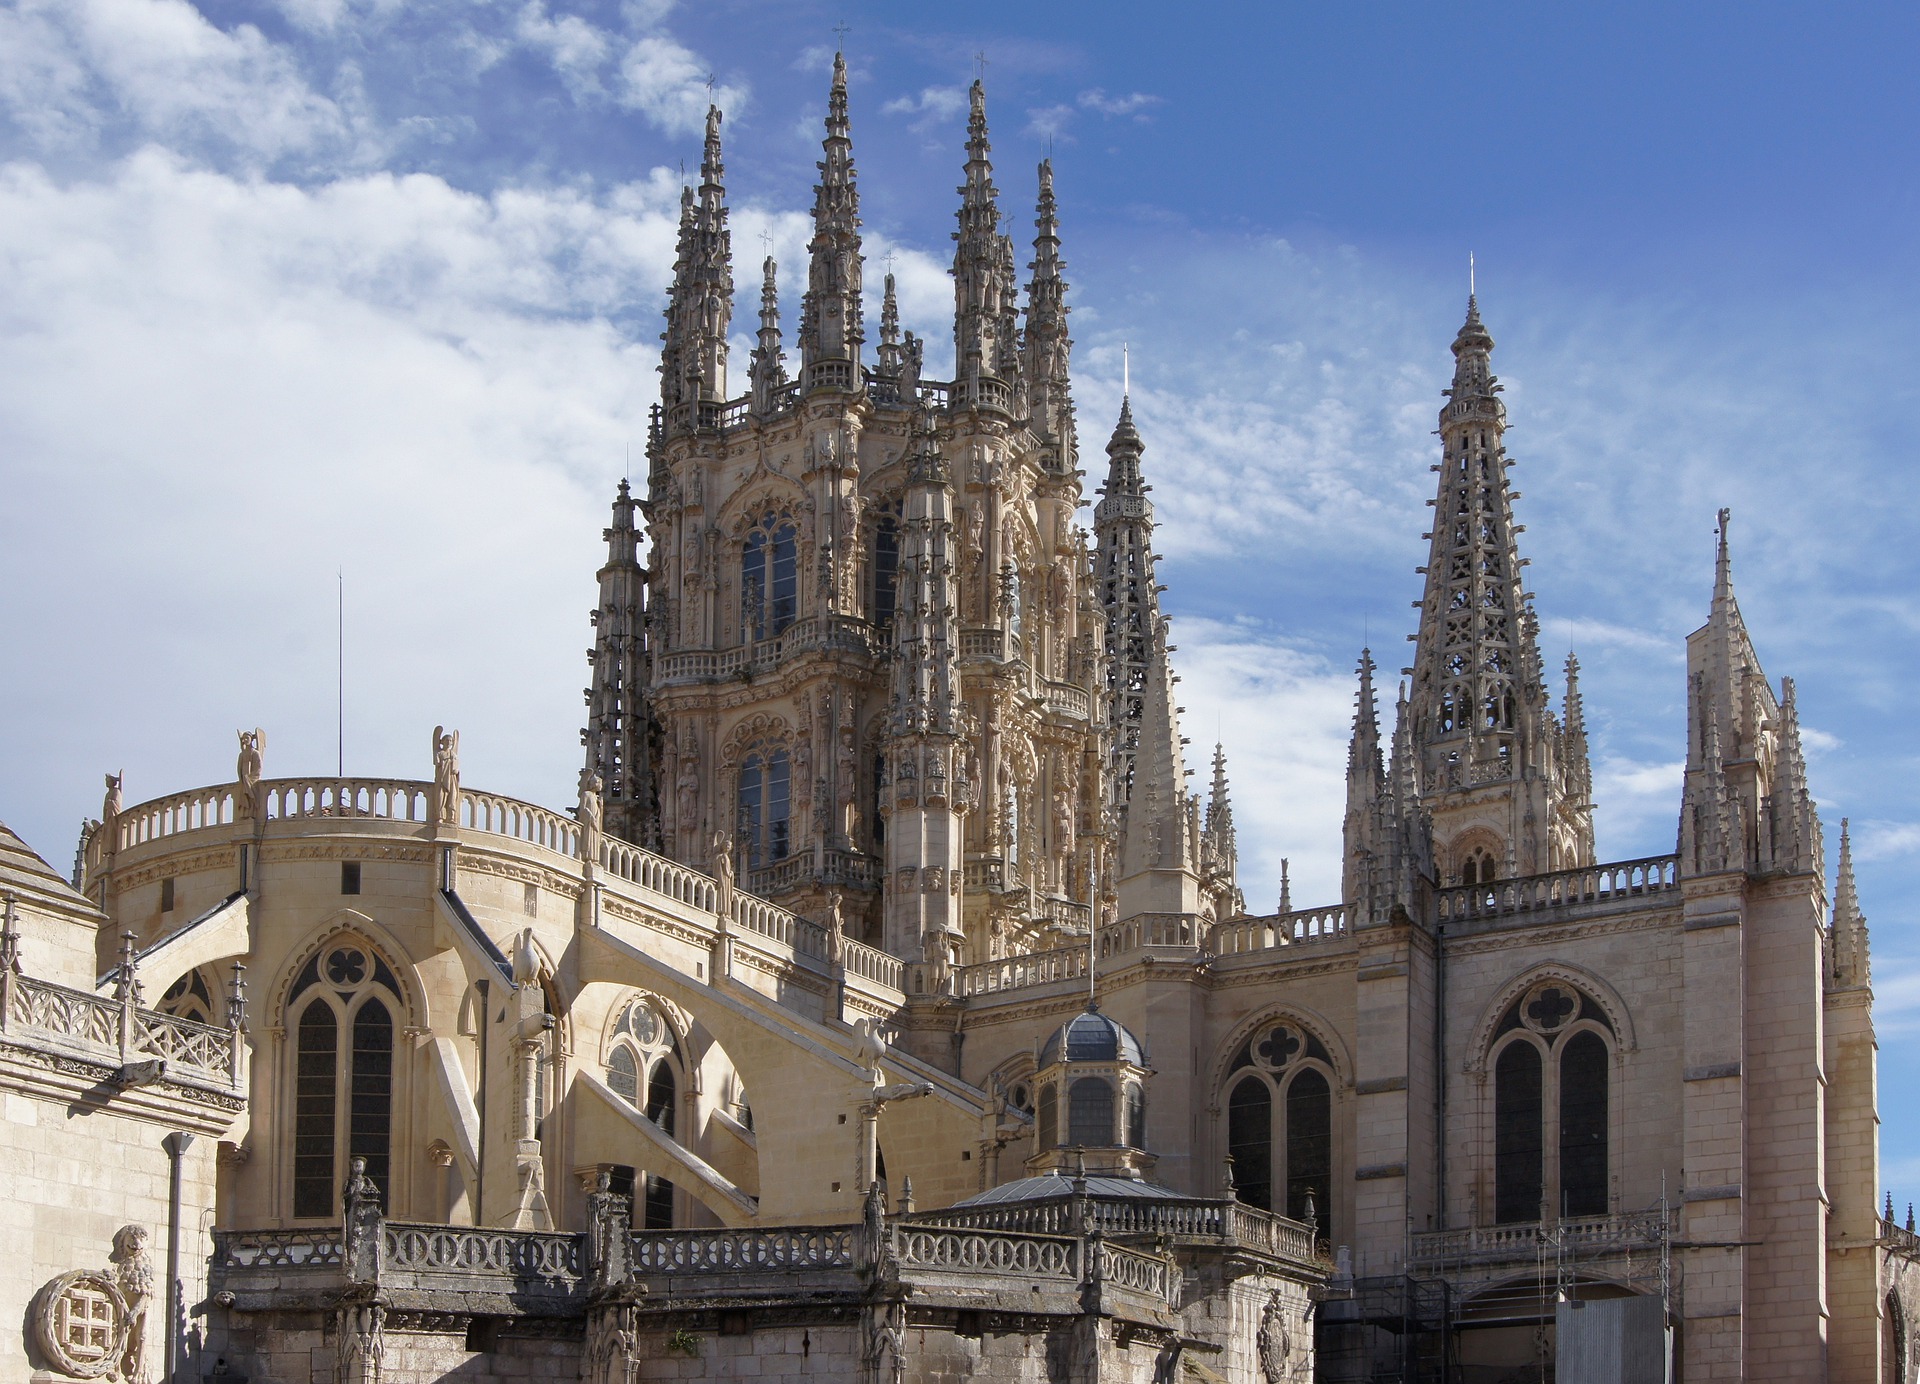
xmin=0 ymin=54 xmax=1907 ymax=1384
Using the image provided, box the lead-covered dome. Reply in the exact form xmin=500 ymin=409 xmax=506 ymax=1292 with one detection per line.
xmin=1039 ymin=1005 xmax=1146 ymax=1068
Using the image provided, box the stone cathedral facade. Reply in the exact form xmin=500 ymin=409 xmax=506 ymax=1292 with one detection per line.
xmin=0 ymin=55 xmax=1908 ymax=1384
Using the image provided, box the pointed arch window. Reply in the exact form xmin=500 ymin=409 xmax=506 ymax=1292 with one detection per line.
xmin=1036 ymin=1083 xmax=1058 ymax=1149
xmin=1490 ymin=984 xmax=1614 ymax=1224
xmin=737 ymin=749 xmax=792 ymax=869
xmin=286 ymin=940 xmax=401 ymax=1219
xmin=742 ymin=513 xmax=798 ymax=641
xmin=606 ymin=998 xmax=686 ymax=1230
xmin=1222 ymin=1024 xmax=1337 ymax=1238
xmin=870 ymin=502 xmax=901 ymax=630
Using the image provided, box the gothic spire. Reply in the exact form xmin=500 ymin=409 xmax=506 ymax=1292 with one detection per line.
xmin=1094 ymin=396 xmax=1160 ymax=814
xmin=1831 ymin=819 xmax=1870 ymax=988
xmin=1118 ymin=618 xmax=1192 ymax=890
xmin=1203 ymin=742 xmax=1237 ymax=884
xmin=877 ymin=271 xmax=904 ymax=379
xmin=952 ymin=79 xmax=1013 ymax=400
xmin=658 ymin=109 xmax=733 ymax=423
xmin=799 ymin=52 xmax=863 ymax=387
xmin=1342 ymin=650 xmax=1385 ymax=908
xmin=1768 ymin=677 xmax=1823 ymax=875
xmin=582 ymin=479 xmax=654 ymax=848
xmin=1562 ymin=652 xmax=1593 ymax=825
xmin=1023 ymin=159 xmax=1074 ymax=463
xmin=749 ymin=257 xmax=788 ymax=414
xmin=659 ymin=186 xmax=697 ymax=414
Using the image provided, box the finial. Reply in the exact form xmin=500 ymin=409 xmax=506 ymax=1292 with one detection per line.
xmin=1468 ymin=249 xmax=1476 ymax=301
xmin=1122 ymin=342 xmax=1129 ymax=400
xmin=1279 ymin=858 xmax=1292 ymax=915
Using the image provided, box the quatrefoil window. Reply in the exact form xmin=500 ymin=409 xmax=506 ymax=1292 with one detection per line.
xmin=325 ymin=948 xmax=367 ymax=986
xmin=1521 ymin=983 xmax=1577 ymax=1035
xmin=1255 ymin=1026 xmax=1302 ymax=1071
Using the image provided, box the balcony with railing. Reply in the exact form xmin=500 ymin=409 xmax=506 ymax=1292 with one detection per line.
xmin=1436 ymin=854 xmax=1679 ymax=928
xmin=653 ymin=614 xmax=884 ymax=685
xmin=1408 ymin=1211 xmax=1669 ymax=1268
xmin=1210 ymin=904 xmax=1350 ymax=958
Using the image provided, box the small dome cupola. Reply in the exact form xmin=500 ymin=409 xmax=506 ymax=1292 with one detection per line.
xmin=1027 ymin=1002 xmax=1156 ymax=1179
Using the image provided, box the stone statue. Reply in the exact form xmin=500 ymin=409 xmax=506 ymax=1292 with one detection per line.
xmin=675 ymin=741 xmax=700 ymax=837
xmin=235 ymin=728 xmax=264 ymax=817
xmin=853 ymin=1016 xmax=888 ymax=1084
xmin=110 ymin=1224 xmax=153 ymax=1384
xmin=577 ymin=768 xmax=604 ymax=863
xmin=823 ymin=888 xmax=845 ymax=966
xmin=1053 ymin=788 xmax=1074 ymax=851
xmin=711 ymin=832 xmax=735 ymax=918
xmin=431 ymin=726 xmax=461 ymax=823
xmin=102 ymin=772 xmax=123 ymax=823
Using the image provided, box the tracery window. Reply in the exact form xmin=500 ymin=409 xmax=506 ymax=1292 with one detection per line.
xmin=869 ymin=501 xmax=901 ymax=631
xmin=286 ymin=939 xmax=402 ymax=1218
xmin=606 ymin=999 xmax=685 ymax=1230
xmin=158 ymin=967 xmax=216 ymax=1025
xmin=741 ymin=513 xmax=798 ymax=641
xmin=1490 ymin=982 xmax=1614 ymax=1224
xmin=1460 ymin=848 xmax=1497 ymax=887
xmin=737 ymin=749 xmax=791 ymax=870
xmin=1223 ymin=1022 xmax=1337 ymax=1236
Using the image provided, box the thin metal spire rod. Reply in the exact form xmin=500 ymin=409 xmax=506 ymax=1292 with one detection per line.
xmin=1088 ymin=856 xmax=1098 ymax=1008
xmin=1469 ymin=250 xmax=1476 ymax=299
xmin=336 ymin=569 xmax=344 ymax=778
xmin=1122 ymin=342 xmax=1129 ymax=400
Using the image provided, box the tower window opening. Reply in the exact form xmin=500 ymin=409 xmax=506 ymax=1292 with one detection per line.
xmin=1068 ymin=1076 xmax=1113 ymax=1146
xmin=1494 ymin=1040 xmax=1544 ymax=1224
xmin=737 ymin=750 xmax=792 ymax=869
xmin=742 ymin=515 xmax=798 ymax=641
xmin=872 ymin=507 xmax=901 ymax=630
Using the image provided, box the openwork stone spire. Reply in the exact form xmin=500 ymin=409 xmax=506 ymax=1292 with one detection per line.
xmin=1342 ymin=650 xmax=1384 ymax=907
xmin=799 ymin=52 xmax=863 ymax=387
xmin=1094 ymin=396 xmax=1158 ymax=814
xmin=582 ymin=480 xmax=653 ymax=848
xmin=1403 ymin=296 xmax=1591 ymax=878
xmin=1203 ymin=742 xmax=1239 ymax=899
xmin=1118 ymin=618 xmax=1191 ymax=886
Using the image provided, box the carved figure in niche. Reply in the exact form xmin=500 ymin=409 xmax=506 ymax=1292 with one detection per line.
xmin=235 ymin=728 xmax=264 ymax=816
xmin=675 ymin=738 xmax=701 ymax=844
xmin=110 ymin=1225 xmax=153 ymax=1384
xmin=431 ymin=726 xmax=461 ymax=823
xmin=577 ymin=770 xmax=604 ymax=862
xmin=921 ymin=925 xmax=952 ymax=994
xmin=964 ymin=503 xmax=986 ymax=561
xmin=102 ymin=772 xmax=123 ymax=823
xmin=836 ymin=725 xmax=858 ymax=838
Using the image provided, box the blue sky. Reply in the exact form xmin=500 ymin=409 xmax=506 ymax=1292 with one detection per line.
xmin=2 ymin=0 xmax=1916 ymax=1192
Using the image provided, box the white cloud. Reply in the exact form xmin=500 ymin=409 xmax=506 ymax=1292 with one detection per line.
xmin=0 ymin=0 xmax=360 ymax=167
xmin=0 ymin=150 xmax=686 ymax=856
xmin=881 ymin=85 xmax=965 ymax=134
xmin=516 ymin=2 xmax=614 ymax=97
xmin=1856 ymin=820 xmax=1920 ymax=862
xmin=1025 ymin=104 xmax=1076 ymax=141
xmin=618 ymin=35 xmax=747 ymax=136
xmin=1078 ymin=88 xmax=1161 ymax=119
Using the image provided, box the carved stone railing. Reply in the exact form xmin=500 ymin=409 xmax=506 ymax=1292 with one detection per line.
xmin=960 ymin=627 xmax=1010 ymax=661
xmin=1041 ymin=680 xmax=1091 ymax=719
xmin=1210 ymin=904 xmax=1349 ymax=956
xmin=964 ymin=856 xmax=1008 ymax=890
xmin=629 ymin=1225 xmax=855 ymax=1275
xmin=1408 ymin=1212 xmax=1667 ymax=1267
xmin=1099 ymin=1242 xmax=1175 ymax=1301
xmin=916 ymin=1196 xmax=1319 ymax=1268
xmin=110 ymin=785 xmax=240 ymax=854
xmin=1036 ymin=894 xmax=1093 ymax=933
xmin=746 ymin=846 xmax=881 ymax=897
xmin=2 ymin=970 xmax=239 ymax=1089
xmin=842 ymin=937 xmax=903 ymax=990
xmin=460 ymin=789 xmax=580 ymax=858
xmin=953 ymin=944 xmax=1087 ymax=998
xmin=1435 ymin=855 xmax=1679 ymax=926
xmin=917 ymin=381 xmax=952 ymax=411
xmin=1882 ymin=1218 xmax=1920 ymax=1260
xmin=599 ymin=840 xmax=718 ymax=910
xmin=895 ymin=1226 xmax=1079 ymax=1280
xmin=731 ymin=893 xmax=830 ymax=961
xmin=1098 ymin=913 xmax=1199 ymax=957
xmin=211 ymin=1228 xmax=346 ymax=1270
xmin=266 ymin=777 xmax=429 ymax=825
xmin=383 ymin=1222 xmax=584 ymax=1285
xmin=654 ymin=616 xmax=884 ymax=685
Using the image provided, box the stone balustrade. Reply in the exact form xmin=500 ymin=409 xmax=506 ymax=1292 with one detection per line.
xmin=1 ymin=966 xmax=240 ymax=1090
xmin=384 ymin=1222 xmax=585 ymax=1286
xmin=629 ymin=1225 xmax=854 ymax=1276
xmin=1435 ymin=854 xmax=1679 ymax=926
xmin=915 ymin=1195 xmax=1321 ymax=1271
xmin=953 ymin=944 xmax=1087 ymax=997
xmin=652 ymin=615 xmax=882 ymax=684
xmin=459 ymin=789 xmax=579 ymax=858
xmin=1098 ymin=912 xmax=1200 ymax=957
xmin=1408 ymin=1211 xmax=1668 ymax=1266
xmin=1210 ymin=904 xmax=1349 ymax=956
xmin=599 ymin=840 xmax=717 ymax=910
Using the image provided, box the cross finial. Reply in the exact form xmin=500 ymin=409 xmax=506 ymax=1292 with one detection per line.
xmin=760 ymin=227 xmax=774 ymax=257
xmin=705 ymin=72 xmax=716 ymax=103
xmin=1122 ymin=342 xmax=1130 ymax=400
xmin=974 ymin=50 xmax=988 ymax=81
xmin=832 ymin=19 xmax=850 ymax=47
xmin=1469 ymin=250 xmax=1476 ymax=300
xmin=883 ymin=249 xmax=897 ymax=275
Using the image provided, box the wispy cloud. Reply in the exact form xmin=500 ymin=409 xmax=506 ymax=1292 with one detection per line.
xmin=881 ymin=84 xmax=965 ymax=134
xmin=617 ymin=35 xmax=746 ymax=136
xmin=1078 ymin=87 xmax=1161 ymax=119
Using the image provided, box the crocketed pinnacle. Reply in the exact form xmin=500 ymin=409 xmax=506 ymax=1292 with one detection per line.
xmin=800 ymin=52 xmax=863 ymax=378
xmin=1831 ymin=818 xmax=1870 ymax=988
xmin=1119 ymin=618 xmax=1191 ymax=880
xmin=660 ymin=107 xmax=732 ymax=412
xmin=1024 ymin=158 xmax=1074 ymax=458
xmin=749 ymin=256 xmax=788 ymax=413
xmin=952 ymin=79 xmax=1011 ymax=388
xmin=583 ymin=478 xmax=651 ymax=847
xmin=877 ymin=271 xmax=903 ymax=377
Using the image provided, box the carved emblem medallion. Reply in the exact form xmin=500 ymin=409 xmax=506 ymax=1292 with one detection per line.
xmin=34 ymin=1270 xmax=129 ymax=1379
